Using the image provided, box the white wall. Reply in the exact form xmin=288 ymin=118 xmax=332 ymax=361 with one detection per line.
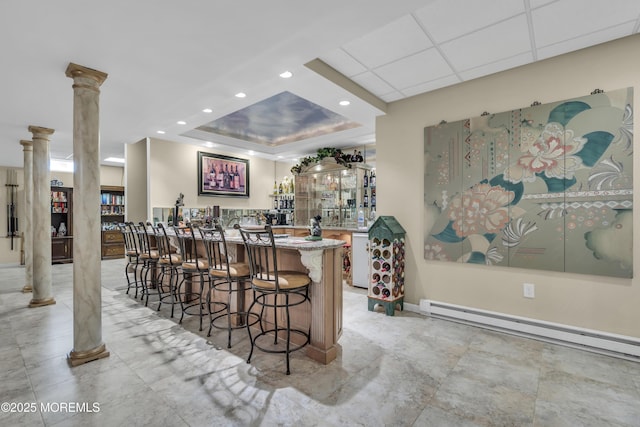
xmin=376 ymin=34 xmax=640 ymax=338
xmin=145 ymin=138 xmax=278 ymax=218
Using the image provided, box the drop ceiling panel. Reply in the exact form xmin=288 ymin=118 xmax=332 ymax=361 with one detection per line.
xmin=342 ymin=15 xmax=433 ymax=70
xmin=380 ymin=91 xmax=405 ymax=103
xmin=413 ymin=0 xmax=525 ymax=43
xmin=400 ymin=74 xmax=461 ymax=98
xmin=351 ymin=71 xmax=397 ymax=96
xmin=374 ymin=48 xmax=453 ymax=90
xmin=532 ymin=0 xmax=640 ymax=47
xmin=320 ymin=48 xmax=368 ymax=77
xmin=457 ymin=52 xmax=532 ymax=81
xmin=536 ymin=22 xmax=637 ymax=60
xmin=440 ymin=14 xmax=531 ymax=72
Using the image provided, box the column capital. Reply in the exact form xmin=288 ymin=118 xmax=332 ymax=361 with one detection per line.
xmin=65 ymin=63 xmax=108 ymax=86
xmin=20 ymin=139 xmax=33 ymax=150
xmin=27 ymin=126 xmax=55 ymax=138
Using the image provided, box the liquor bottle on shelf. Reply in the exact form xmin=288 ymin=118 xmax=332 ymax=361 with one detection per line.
xmin=273 ymin=180 xmax=278 ymax=195
xmin=364 ymin=189 xmax=369 ymax=208
xmin=363 ymin=171 xmax=368 ymax=188
xmin=274 ymin=196 xmax=279 ymax=209
xmin=370 ymin=169 xmax=376 ymax=187
xmin=278 ymin=182 xmax=283 ymax=194
xmin=357 ymin=204 xmax=365 ymax=228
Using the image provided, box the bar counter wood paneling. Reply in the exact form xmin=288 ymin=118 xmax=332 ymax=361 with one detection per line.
xmin=164 ymin=228 xmax=345 ymax=365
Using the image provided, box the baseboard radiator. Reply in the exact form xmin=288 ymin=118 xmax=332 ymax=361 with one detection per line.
xmin=420 ymin=299 xmax=640 ymax=360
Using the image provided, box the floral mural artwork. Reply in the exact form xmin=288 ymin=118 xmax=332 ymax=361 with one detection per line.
xmin=424 ymin=88 xmax=633 ymax=278
xmin=504 ymin=123 xmax=587 ymax=185
xmin=447 ymin=183 xmax=514 ymax=237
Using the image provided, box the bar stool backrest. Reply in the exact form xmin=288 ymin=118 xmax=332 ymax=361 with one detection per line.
xmin=135 ymin=221 xmax=154 ymax=257
xmin=120 ymin=222 xmax=139 ymax=257
xmin=199 ymin=225 xmax=231 ymax=277
xmin=173 ymin=223 xmax=207 ymax=269
xmin=151 ymin=222 xmax=172 ymax=262
xmin=156 ymin=223 xmax=179 ymax=264
xmin=236 ymin=224 xmax=281 ymax=292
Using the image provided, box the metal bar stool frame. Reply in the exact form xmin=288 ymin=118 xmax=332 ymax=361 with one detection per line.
xmin=236 ymin=224 xmax=311 ymax=375
xmin=135 ymin=221 xmax=160 ymax=307
xmin=119 ymin=222 xmax=142 ymax=298
xmin=149 ymin=222 xmax=182 ymax=316
xmin=199 ymin=225 xmax=259 ymax=348
xmin=173 ymin=224 xmax=225 ymax=331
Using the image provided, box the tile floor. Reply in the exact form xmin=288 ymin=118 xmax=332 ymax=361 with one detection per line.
xmin=1 ymin=259 xmax=639 ymax=426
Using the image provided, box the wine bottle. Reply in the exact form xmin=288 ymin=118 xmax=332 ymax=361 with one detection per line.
xmin=370 ymin=170 xmax=376 ymax=187
xmin=363 ymin=171 xmax=368 ymax=188
xmin=364 ymin=189 xmax=369 ymax=208
xmin=228 ymin=164 xmax=235 ymax=190
xmin=234 ymin=165 xmax=240 ymax=189
xmin=223 ymin=164 xmax=230 ymax=189
xmin=273 ymin=180 xmax=278 ymax=195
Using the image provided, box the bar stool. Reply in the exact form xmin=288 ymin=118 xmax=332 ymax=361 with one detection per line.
xmin=199 ymin=225 xmax=258 ymax=348
xmin=236 ymin=224 xmax=311 ymax=375
xmin=120 ymin=222 xmax=142 ymax=298
xmin=135 ymin=222 xmax=160 ymax=307
xmin=149 ymin=222 xmax=182 ymax=316
xmin=173 ymin=224 xmax=225 ymax=331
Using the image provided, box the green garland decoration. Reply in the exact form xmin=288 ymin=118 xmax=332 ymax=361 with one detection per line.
xmin=291 ymin=147 xmax=352 ymax=174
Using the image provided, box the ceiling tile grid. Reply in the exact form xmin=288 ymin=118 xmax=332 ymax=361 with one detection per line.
xmin=320 ymin=0 xmax=640 ymax=105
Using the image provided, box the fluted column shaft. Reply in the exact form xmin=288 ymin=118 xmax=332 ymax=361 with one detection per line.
xmin=66 ymin=63 xmax=110 ymax=366
xmin=20 ymin=140 xmax=33 ymax=293
xmin=28 ymin=126 xmax=55 ymax=307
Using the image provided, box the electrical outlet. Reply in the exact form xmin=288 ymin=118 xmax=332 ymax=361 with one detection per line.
xmin=523 ymin=283 xmax=535 ymax=299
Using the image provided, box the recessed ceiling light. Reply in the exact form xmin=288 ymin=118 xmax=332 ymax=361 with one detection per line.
xmin=339 ymin=100 xmax=350 ymax=106
xmin=104 ymin=157 xmax=125 ymax=163
xmin=202 ymin=108 xmax=213 ymax=113
xmin=177 ymin=120 xmax=186 ymax=125
xmin=156 ymin=130 xmax=165 ymax=134
xmin=248 ymin=150 xmax=254 ymax=155
xmin=203 ymin=141 xmax=215 ymax=148
xmin=279 ymin=71 xmax=293 ymax=79
xmin=235 ymin=92 xmax=247 ymax=98
xmin=277 ymin=155 xmax=283 ymax=159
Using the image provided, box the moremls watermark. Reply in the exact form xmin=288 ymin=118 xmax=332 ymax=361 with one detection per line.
xmin=1 ymin=401 xmax=100 ymax=413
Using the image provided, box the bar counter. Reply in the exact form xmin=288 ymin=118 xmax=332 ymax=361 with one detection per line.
xmin=167 ymin=227 xmax=346 ymax=365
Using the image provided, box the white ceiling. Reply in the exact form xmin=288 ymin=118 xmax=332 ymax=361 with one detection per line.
xmin=1 ymin=0 xmax=639 ymax=169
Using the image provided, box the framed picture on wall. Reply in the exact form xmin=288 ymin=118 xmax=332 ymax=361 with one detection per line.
xmin=198 ymin=151 xmax=249 ymax=197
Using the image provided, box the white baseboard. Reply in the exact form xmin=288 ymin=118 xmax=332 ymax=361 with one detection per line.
xmin=419 ymin=299 xmax=640 ymax=361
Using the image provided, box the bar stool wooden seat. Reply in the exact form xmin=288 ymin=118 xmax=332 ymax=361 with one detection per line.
xmin=149 ymin=222 xmax=182 ymax=316
xmin=199 ymin=225 xmax=259 ymax=348
xmin=236 ymin=224 xmax=311 ymax=375
xmin=119 ymin=222 xmax=142 ymax=298
xmin=173 ymin=224 xmax=226 ymax=331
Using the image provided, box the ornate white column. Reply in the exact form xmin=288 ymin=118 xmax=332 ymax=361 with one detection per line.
xmin=28 ymin=126 xmax=55 ymax=307
xmin=65 ymin=63 xmax=110 ymax=367
xmin=20 ymin=140 xmax=33 ymax=293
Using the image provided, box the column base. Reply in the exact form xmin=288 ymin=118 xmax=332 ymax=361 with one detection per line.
xmin=306 ymin=343 xmax=339 ymax=365
xmin=67 ymin=343 xmax=110 ymax=367
xmin=28 ymin=297 xmax=56 ymax=308
xmin=22 ymin=285 xmax=33 ymax=293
